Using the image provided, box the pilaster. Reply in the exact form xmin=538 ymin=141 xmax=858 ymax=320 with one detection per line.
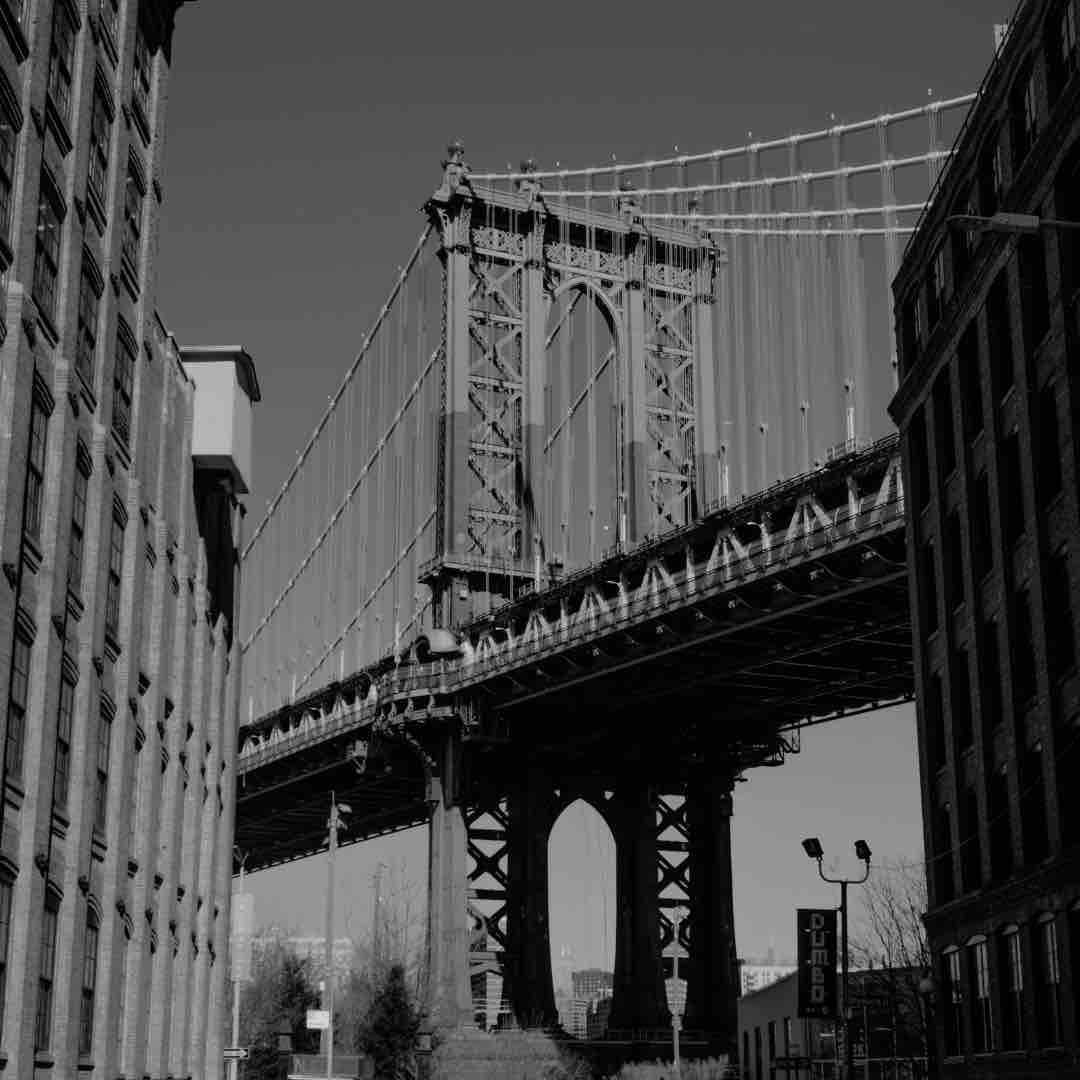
xmin=425 ymin=726 xmax=474 ymax=1031
xmin=504 ymin=766 xmax=557 ymax=1028
xmin=609 ymin=781 xmax=666 ymax=1030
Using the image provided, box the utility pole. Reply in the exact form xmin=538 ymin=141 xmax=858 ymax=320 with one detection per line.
xmin=324 ymin=794 xmax=350 ymax=1080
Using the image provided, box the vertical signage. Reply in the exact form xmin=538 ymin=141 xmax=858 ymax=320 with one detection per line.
xmin=797 ymin=908 xmax=837 ymax=1018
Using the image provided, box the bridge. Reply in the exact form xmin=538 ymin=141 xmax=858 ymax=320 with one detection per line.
xmin=234 ymin=92 xmax=972 ymax=1060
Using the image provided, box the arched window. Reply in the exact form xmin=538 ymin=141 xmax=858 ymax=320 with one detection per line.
xmin=965 ymin=934 xmax=992 ymax=1052
xmin=997 ymin=924 xmax=1024 ymax=1050
xmin=941 ymin=946 xmax=964 ymax=1057
xmin=1034 ymin=913 xmax=1063 ymax=1046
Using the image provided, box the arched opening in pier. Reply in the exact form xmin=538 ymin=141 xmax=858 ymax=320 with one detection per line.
xmin=547 ymin=797 xmax=616 ymax=1034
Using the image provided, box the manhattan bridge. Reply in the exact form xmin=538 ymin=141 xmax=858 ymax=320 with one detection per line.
xmin=233 ymin=92 xmax=973 ymax=1058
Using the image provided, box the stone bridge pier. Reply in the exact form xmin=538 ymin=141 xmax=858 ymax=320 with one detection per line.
xmin=421 ymin=725 xmax=740 ymax=1060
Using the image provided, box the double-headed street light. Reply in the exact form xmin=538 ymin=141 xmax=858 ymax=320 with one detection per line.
xmin=802 ymin=837 xmax=872 ymax=1080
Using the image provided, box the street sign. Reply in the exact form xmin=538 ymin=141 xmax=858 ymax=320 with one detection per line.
xmin=306 ymin=1009 xmax=330 ymax=1030
xmin=223 ymin=1047 xmax=249 ymax=1060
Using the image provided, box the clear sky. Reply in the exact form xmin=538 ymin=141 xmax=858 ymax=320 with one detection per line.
xmin=155 ymin=2 xmax=1012 ymax=967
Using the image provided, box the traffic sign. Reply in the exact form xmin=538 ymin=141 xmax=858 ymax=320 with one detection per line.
xmin=306 ymin=1009 xmax=330 ymax=1030
xmin=223 ymin=1047 xmax=249 ymax=1060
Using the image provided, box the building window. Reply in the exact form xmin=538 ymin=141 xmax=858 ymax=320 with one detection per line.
xmin=743 ymin=1030 xmax=750 ymax=1079
xmin=132 ymin=20 xmax=151 ymax=125
xmin=988 ymin=766 xmax=1012 ymax=880
xmin=99 ymin=0 xmax=119 ymax=48
xmin=919 ymin=542 xmax=938 ymax=636
xmin=6 ymin=631 xmax=30 ymax=781
xmin=958 ymin=326 xmax=982 ymax=442
xmin=934 ymin=803 xmax=954 ymax=904
xmin=112 ymin=331 xmax=135 ymax=448
xmin=0 ymin=97 xmax=16 ymax=249
xmin=1058 ymin=143 xmax=1080 ymax=296
xmin=34 ymin=894 xmax=59 ymax=1051
xmin=1036 ymin=384 xmax=1063 ymax=508
xmin=1045 ymin=554 xmax=1075 ymax=679
xmin=53 ymin=674 xmax=74 ymax=813
xmin=1012 ymin=592 xmax=1037 ymax=707
xmin=1059 ymin=721 xmax=1080 ymax=849
xmin=1052 ymin=1 xmax=1079 ymax=95
xmin=0 ymin=877 xmax=11 ymax=1042
xmin=942 ymin=947 xmax=963 ymax=1056
xmin=75 ymin=257 xmax=101 ymax=390
xmin=1001 ymin=433 xmax=1024 ymax=549
xmin=979 ymin=137 xmax=1005 ymax=216
xmin=987 ymin=272 xmax=1012 ymax=399
xmin=121 ymin=167 xmax=143 ymax=272
xmin=105 ymin=505 xmax=125 ymax=637
xmin=909 ymin=407 xmax=931 ymax=511
xmin=972 ymin=473 xmax=993 ymax=581
xmin=960 ymin=783 xmax=980 ymax=893
xmin=1010 ymin=67 xmax=1038 ymax=170
xmin=968 ymin=937 xmax=993 ymax=1052
xmin=1019 ymin=233 xmax=1050 ymax=356
xmin=94 ymin=704 xmax=112 ymax=831
xmin=933 ymin=370 xmax=955 ymax=481
xmin=927 ymin=671 xmax=946 ymax=771
xmin=926 ymin=245 xmax=949 ymax=328
xmin=23 ymin=395 xmax=48 ymax=543
xmin=1035 ymin=916 xmax=1063 ymax=1046
xmin=754 ymin=1024 xmax=762 ymax=1080
xmin=46 ymin=1 xmax=76 ymax=129
xmin=33 ymin=172 xmax=64 ymax=324
xmin=946 ymin=513 xmax=964 ymax=610
xmin=1021 ymin=745 xmax=1049 ymax=864
xmin=78 ymin=911 xmax=99 ymax=1055
xmin=87 ymin=85 xmax=111 ymax=213
xmin=999 ymin=927 xmax=1024 ymax=1050
xmin=952 ymin=650 xmax=973 ymax=753
xmin=979 ymin=620 xmax=1002 ymax=732
xmin=68 ymin=450 xmax=89 ymax=594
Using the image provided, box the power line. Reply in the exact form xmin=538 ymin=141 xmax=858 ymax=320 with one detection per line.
xmin=641 ymin=203 xmax=927 ymax=223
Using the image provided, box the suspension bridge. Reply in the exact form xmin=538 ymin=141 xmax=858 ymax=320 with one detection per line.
xmin=233 ymin=92 xmax=973 ymax=1059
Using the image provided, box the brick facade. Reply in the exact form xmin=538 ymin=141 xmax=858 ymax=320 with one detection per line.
xmin=891 ymin=0 xmax=1080 ymax=1075
xmin=0 ymin=2 xmax=252 ymax=1078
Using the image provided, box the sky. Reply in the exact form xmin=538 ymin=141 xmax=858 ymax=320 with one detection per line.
xmin=154 ymin=1 xmax=1012 ymax=969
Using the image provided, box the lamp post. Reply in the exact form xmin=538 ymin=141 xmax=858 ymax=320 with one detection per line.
xmin=801 ymin=838 xmax=871 ymax=1080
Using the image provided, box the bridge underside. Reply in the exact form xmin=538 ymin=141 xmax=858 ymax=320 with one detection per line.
xmin=236 ymin=439 xmax=913 ymax=1056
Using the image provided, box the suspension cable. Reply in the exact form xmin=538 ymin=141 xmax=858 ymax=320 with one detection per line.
xmin=468 ymin=93 xmax=975 ymax=181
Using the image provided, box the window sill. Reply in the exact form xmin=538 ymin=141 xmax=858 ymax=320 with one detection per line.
xmin=76 ymin=1052 xmax=94 ymax=1071
xmin=103 ymin=630 xmax=122 ymax=663
xmin=33 ymin=1052 xmax=54 ymax=1068
xmin=120 ymin=252 xmax=140 ymax=299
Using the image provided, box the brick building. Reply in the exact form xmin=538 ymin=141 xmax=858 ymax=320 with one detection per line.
xmin=0 ymin=2 xmax=258 ymax=1079
xmin=891 ymin=0 xmax=1080 ymax=1074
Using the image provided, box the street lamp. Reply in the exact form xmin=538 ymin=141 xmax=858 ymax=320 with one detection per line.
xmin=324 ymin=795 xmax=351 ymax=1080
xmin=946 ymin=211 xmax=1080 ymax=234
xmin=802 ymin=838 xmax=872 ymax=1080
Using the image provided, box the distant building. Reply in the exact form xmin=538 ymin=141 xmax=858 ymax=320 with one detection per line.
xmin=892 ymin=0 xmax=1080 ymax=1075
xmin=738 ymin=968 xmax=927 ymax=1080
xmin=567 ymin=968 xmax=613 ymax=1039
xmin=739 ymin=961 xmax=798 ymax=997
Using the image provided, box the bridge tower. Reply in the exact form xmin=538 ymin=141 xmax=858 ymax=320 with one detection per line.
xmin=416 ymin=143 xmax=739 ymax=1058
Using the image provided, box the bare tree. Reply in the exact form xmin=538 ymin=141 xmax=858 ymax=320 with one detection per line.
xmin=849 ymin=860 xmax=932 ymax=1072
